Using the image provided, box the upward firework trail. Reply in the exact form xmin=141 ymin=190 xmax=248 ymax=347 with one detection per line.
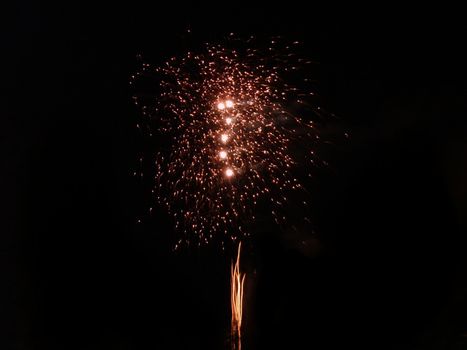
xmin=231 ymin=242 xmax=245 ymax=350
xmin=131 ymin=35 xmax=323 ymax=248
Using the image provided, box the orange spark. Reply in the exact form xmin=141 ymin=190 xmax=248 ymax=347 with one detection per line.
xmin=219 ymin=150 xmax=228 ymax=159
xmin=225 ymin=168 xmax=234 ymax=177
xmin=217 ymin=102 xmax=226 ymax=110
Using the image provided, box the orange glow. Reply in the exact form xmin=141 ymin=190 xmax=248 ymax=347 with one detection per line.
xmin=132 ymin=38 xmax=320 ymax=247
xmin=231 ymin=242 xmax=245 ymax=350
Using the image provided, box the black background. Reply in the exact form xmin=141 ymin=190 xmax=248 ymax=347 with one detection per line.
xmin=3 ymin=2 xmax=467 ymax=349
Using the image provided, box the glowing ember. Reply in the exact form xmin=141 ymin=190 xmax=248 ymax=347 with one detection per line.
xmin=221 ymin=134 xmax=229 ymax=143
xmin=225 ymin=168 xmax=234 ymax=177
xmin=219 ymin=150 xmax=228 ymax=159
xmin=218 ymin=102 xmax=226 ymax=110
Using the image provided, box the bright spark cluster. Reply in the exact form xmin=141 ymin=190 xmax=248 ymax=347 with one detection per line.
xmin=131 ymin=37 xmax=321 ymax=248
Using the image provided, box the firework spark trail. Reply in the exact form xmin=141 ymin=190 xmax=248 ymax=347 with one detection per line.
xmin=231 ymin=242 xmax=245 ymax=350
xmin=131 ymin=36 xmax=321 ymax=248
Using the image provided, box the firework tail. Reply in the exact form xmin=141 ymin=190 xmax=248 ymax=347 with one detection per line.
xmin=231 ymin=242 xmax=245 ymax=350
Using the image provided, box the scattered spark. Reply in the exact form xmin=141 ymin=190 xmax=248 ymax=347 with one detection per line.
xmin=221 ymin=133 xmax=229 ymax=143
xmin=131 ymin=36 xmax=324 ymax=247
xmin=219 ymin=150 xmax=228 ymax=159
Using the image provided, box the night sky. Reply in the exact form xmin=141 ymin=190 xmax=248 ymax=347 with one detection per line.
xmin=3 ymin=3 xmax=467 ymax=349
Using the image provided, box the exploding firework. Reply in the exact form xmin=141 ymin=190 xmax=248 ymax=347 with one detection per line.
xmin=131 ymin=35 xmax=323 ymax=248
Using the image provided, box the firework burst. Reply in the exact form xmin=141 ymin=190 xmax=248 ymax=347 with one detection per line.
xmin=131 ymin=35 xmax=323 ymax=249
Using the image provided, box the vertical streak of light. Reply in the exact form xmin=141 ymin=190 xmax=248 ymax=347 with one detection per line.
xmin=231 ymin=242 xmax=245 ymax=350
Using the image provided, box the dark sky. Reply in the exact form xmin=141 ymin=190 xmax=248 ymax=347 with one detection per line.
xmin=3 ymin=2 xmax=467 ymax=349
